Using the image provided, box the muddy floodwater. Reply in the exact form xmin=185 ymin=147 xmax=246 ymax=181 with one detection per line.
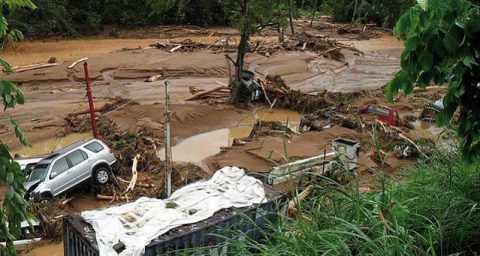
xmin=158 ymin=108 xmax=302 ymax=166
xmin=411 ymin=120 xmax=444 ymax=139
xmin=12 ymin=133 xmax=92 ymax=157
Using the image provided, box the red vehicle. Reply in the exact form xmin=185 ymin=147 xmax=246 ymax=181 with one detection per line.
xmin=365 ymin=105 xmax=404 ymax=127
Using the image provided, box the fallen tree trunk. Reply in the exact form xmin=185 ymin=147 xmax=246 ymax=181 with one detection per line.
xmin=184 ymin=86 xmax=229 ymax=101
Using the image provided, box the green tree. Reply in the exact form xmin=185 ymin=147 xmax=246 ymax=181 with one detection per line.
xmin=226 ymin=0 xmax=290 ymax=104
xmin=386 ymin=0 xmax=480 ymax=161
xmin=1 ymin=0 xmax=36 ymax=254
xmin=322 ymin=0 xmax=415 ymax=27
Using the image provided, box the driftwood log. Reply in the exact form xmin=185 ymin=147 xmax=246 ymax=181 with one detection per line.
xmin=15 ymin=63 xmax=59 ymax=72
xmin=184 ymin=86 xmax=229 ymax=101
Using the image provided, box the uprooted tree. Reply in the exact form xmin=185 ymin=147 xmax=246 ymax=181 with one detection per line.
xmin=226 ymin=0 xmax=291 ymax=105
xmin=1 ymin=0 xmax=36 ymax=255
xmin=386 ymin=0 xmax=480 ymax=161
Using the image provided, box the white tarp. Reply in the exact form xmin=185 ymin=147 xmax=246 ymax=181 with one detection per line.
xmin=81 ymin=167 xmax=266 ymax=256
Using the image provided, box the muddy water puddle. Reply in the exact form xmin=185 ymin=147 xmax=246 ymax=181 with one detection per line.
xmin=13 ymin=133 xmax=92 ymax=157
xmin=410 ymin=120 xmax=443 ymax=139
xmin=158 ymin=109 xmax=302 ymax=165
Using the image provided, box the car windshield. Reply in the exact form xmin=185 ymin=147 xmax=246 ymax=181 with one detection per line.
xmin=27 ymin=164 xmax=49 ymax=182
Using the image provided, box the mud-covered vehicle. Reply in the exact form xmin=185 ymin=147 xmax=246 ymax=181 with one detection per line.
xmin=23 ymin=138 xmax=116 ymax=201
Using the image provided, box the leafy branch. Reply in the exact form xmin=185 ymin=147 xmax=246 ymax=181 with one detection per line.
xmin=1 ymin=0 xmax=36 ymax=255
xmin=386 ymin=0 xmax=480 ymax=161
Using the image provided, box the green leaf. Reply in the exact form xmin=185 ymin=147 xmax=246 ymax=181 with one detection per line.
xmin=6 ymin=172 xmax=14 ymax=185
xmin=404 ymin=36 xmax=419 ymax=53
xmin=462 ymin=56 xmax=477 ymax=68
xmin=6 ymin=186 xmax=14 ymax=201
xmin=442 ymin=31 xmax=460 ymax=53
xmin=416 ymin=0 xmax=428 ymax=11
xmin=393 ymin=12 xmax=411 ymax=37
xmin=419 ymin=51 xmax=433 ymax=70
xmin=0 ymin=59 xmax=12 ymax=72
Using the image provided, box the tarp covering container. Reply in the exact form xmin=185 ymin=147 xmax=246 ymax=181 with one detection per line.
xmin=64 ymin=167 xmax=285 ymax=256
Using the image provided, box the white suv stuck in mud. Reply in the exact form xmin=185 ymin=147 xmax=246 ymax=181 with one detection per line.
xmin=23 ymin=138 xmax=116 ymax=201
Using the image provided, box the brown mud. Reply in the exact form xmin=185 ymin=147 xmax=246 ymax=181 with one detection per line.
xmin=0 ymin=20 xmax=448 ymax=255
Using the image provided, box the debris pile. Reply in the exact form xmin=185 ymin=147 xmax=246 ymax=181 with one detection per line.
xmin=308 ymin=21 xmax=388 ymax=40
xmin=261 ymin=75 xmax=329 ymax=113
xmin=250 ymin=120 xmax=298 ymax=138
xmin=147 ymin=31 xmax=361 ymax=60
xmin=149 ymin=38 xmax=237 ymax=53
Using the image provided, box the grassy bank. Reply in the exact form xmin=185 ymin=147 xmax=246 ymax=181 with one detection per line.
xmin=231 ymin=149 xmax=480 ymax=255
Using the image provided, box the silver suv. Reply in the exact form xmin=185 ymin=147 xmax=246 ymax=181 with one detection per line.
xmin=23 ymin=138 xmax=116 ymax=201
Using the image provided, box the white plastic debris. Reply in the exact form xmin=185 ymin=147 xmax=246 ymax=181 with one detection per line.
xmin=81 ymin=166 xmax=266 ymax=256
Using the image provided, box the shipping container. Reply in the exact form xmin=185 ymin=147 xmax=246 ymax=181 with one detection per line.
xmin=64 ymin=188 xmax=285 ymax=256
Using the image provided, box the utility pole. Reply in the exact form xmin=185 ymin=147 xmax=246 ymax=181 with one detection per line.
xmin=164 ymin=81 xmax=172 ymax=198
xmin=83 ymin=62 xmax=99 ymax=139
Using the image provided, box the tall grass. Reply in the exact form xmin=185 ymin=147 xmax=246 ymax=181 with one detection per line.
xmin=228 ymin=149 xmax=480 ymax=255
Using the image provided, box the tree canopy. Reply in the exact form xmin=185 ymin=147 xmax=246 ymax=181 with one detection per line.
xmin=387 ymin=0 xmax=480 ymax=161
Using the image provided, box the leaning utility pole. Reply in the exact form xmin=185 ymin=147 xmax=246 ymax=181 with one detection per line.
xmin=83 ymin=62 xmax=99 ymax=139
xmin=164 ymin=81 xmax=172 ymax=197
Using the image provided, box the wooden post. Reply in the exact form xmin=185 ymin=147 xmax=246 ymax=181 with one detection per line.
xmin=164 ymin=81 xmax=172 ymax=197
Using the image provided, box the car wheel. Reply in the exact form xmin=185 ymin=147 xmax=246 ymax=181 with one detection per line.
xmin=39 ymin=192 xmax=53 ymax=202
xmin=94 ymin=167 xmax=110 ymax=185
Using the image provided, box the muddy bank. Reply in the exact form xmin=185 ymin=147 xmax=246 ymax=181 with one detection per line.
xmin=205 ymin=126 xmax=364 ymax=172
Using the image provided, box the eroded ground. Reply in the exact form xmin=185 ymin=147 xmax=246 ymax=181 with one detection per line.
xmin=0 ymin=20 xmax=446 ymax=255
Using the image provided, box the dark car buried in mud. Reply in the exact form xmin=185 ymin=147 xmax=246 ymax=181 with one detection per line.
xmin=24 ymin=138 xmax=116 ymax=202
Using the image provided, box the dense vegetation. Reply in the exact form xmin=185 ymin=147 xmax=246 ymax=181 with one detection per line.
xmin=321 ymin=0 xmax=416 ymax=27
xmin=6 ymin=0 xmax=231 ymax=37
xmin=6 ymin=0 xmax=416 ymax=38
xmin=387 ymin=0 xmax=480 ymax=161
xmin=230 ymin=149 xmax=480 ymax=255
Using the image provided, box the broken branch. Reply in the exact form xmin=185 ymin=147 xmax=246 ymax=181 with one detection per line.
xmin=145 ymin=75 xmax=163 ymax=82
xmin=399 ymin=133 xmax=429 ymax=159
xmin=68 ymin=58 xmax=88 ymax=69
xmin=126 ymin=154 xmax=140 ymax=192
xmin=169 ymin=44 xmax=183 ymax=53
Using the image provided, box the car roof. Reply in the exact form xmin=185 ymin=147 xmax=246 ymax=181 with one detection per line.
xmin=37 ymin=138 xmax=97 ymax=164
